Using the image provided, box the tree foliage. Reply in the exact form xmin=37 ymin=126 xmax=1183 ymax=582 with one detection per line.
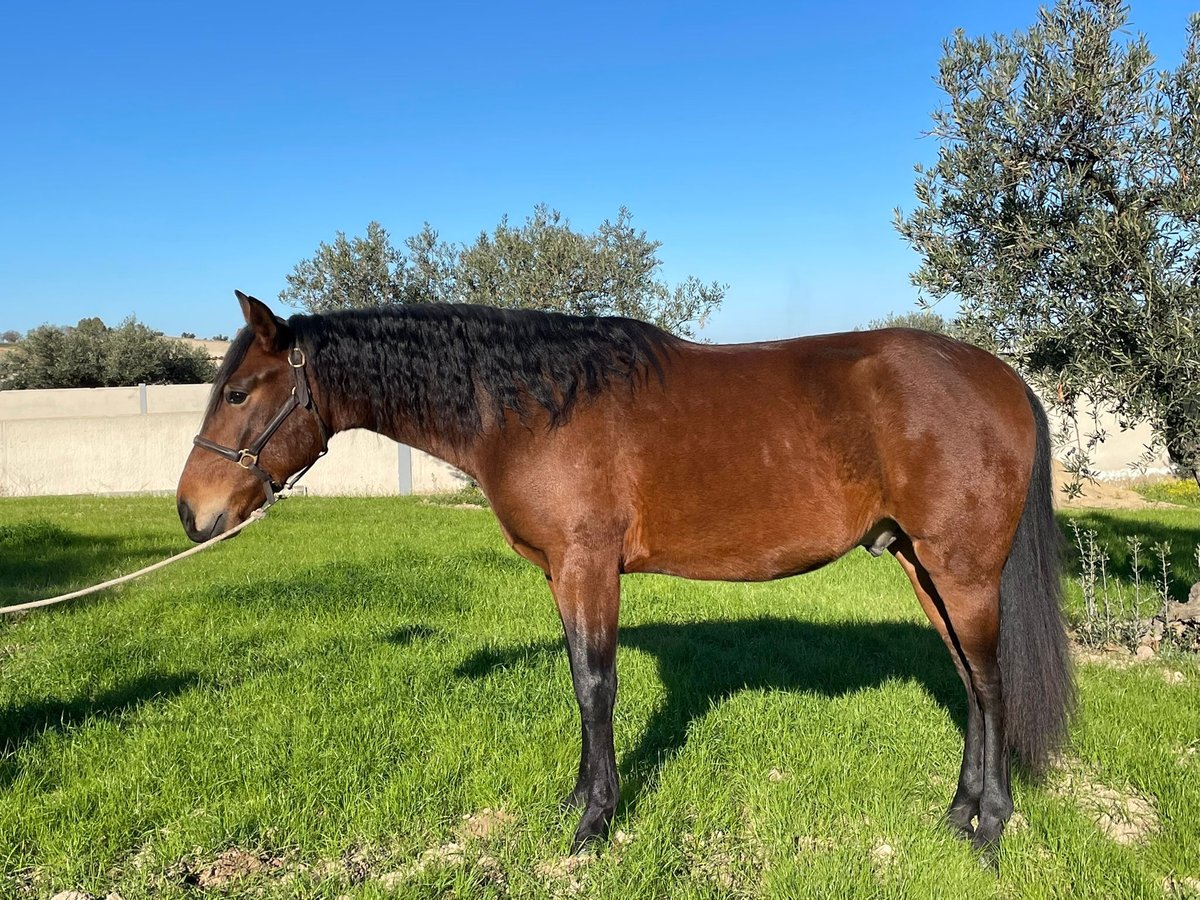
xmin=280 ymin=206 xmax=726 ymax=338
xmin=0 ymin=318 xmax=216 ymax=389
xmin=895 ymin=0 xmax=1200 ymax=483
xmin=858 ymin=309 xmax=959 ymax=335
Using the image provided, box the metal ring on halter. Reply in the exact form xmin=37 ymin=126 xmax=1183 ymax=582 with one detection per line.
xmin=237 ymin=451 xmax=258 ymax=469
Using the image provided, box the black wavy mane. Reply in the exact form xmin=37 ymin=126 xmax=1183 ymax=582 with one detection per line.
xmin=287 ymin=304 xmax=678 ymax=445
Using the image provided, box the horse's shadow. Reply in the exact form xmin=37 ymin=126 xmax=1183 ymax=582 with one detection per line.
xmin=455 ymin=616 xmax=963 ymax=815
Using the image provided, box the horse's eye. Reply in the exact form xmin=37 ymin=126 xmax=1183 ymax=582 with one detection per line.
xmin=226 ymin=390 xmax=248 ymax=406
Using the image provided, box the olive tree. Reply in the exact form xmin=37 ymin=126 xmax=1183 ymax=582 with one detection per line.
xmin=895 ymin=0 xmax=1200 ymax=487
xmin=0 ymin=318 xmax=216 ymax=389
xmin=280 ymin=206 xmax=725 ymax=338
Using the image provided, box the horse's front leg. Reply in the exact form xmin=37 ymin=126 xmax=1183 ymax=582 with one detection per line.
xmin=548 ymin=550 xmax=621 ymax=852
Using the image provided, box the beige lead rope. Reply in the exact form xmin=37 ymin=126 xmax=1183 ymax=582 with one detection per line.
xmin=0 ymin=506 xmax=272 ymax=616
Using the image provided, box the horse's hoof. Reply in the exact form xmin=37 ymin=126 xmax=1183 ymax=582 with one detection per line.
xmin=970 ymin=816 xmax=1005 ymax=862
xmin=569 ymin=831 xmax=600 ymax=855
xmin=977 ymin=852 xmax=998 ymax=872
xmin=945 ymin=803 xmax=977 ymax=838
xmin=570 ymin=808 xmax=613 ymax=853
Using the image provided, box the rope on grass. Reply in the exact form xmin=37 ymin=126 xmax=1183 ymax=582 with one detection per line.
xmin=0 ymin=506 xmax=272 ymax=616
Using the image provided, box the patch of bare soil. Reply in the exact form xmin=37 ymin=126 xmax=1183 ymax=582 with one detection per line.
xmin=1071 ymin=616 xmax=1200 ymax=664
xmin=171 ymin=848 xmax=288 ymax=889
xmin=794 ymin=835 xmax=836 ymax=853
xmin=369 ymin=809 xmax=517 ymax=891
xmin=377 ymin=842 xmax=465 ymax=888
xmin=680 ymin=830 xmax=767 ymax=897
xmin=459 ymin=807 xmax=516 ymax=841
xmin=1164 ymin=875 xmax=1200 ymax=898
xmin=325 ymin=845 xmax=388 ymax=886
xmin=1052 ymin=759 xmax=1159 ymax=845
xmin=1053 ymin=464 xmax=1172 ymax=510
xmin=869 ymin=840 xmax=897 ymax=873
xmin=534 ymin=853 xmax=593 ymax=896
xmin=2 ymin=866 xmax=40 ymax=899
xmin=1072 ymin=643 xmax=1140 ymax=668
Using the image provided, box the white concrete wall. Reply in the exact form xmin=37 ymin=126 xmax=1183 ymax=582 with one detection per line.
xmin=0 ymin=413 xmax=199 ymax=496
xmin=0 ymin=385 xmax=464 ymax=497
xmin=1044 ymin=399 xmax=1171 ymax=479
xmin=411 ymin=448 xmax=471 ymax=493
xmin=0 ymin=384 xmax=213 ymax=419
xmin=147 ymin=384 xmax=213 ymax=414
xmin=297 ymin=430 xmax=466 ymax=497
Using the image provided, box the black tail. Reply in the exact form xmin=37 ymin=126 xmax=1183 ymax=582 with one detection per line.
xmin=999 ymin=386 xmax=1075 ymax=774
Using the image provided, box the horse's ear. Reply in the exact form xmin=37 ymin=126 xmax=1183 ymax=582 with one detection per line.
xmin=235 ymin=290 xmax=288 ymax=351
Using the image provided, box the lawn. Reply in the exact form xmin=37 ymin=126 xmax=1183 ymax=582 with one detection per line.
xmin=1 ymin=496 xmax=1198 ymax=899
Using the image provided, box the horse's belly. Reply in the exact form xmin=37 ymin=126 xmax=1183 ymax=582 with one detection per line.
xmin=621 ymin=501 xmax=862 ymax=582
xmin=625 ymin=549 xmax=840 ymax=582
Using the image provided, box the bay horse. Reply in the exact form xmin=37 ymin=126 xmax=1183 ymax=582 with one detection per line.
xmin=177 ymin=292 xmax=1074 ymax=854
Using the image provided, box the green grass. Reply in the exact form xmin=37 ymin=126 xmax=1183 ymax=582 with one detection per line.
xmin=1 ymin=496 xmax=1198 ymax=899
xmin=419 ymin=482 xmax=490 ymax=508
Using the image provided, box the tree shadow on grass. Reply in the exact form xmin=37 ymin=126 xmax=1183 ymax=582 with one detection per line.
xmin=0 ymin=671 xmax=199 ymax=788
xmin=454 ymin=616 xmax=964 ymax=817
xmin=1061 ymin=511 xmax=1200 ymax=594
xmin=0 ymin=519 xmax=182 ymax=606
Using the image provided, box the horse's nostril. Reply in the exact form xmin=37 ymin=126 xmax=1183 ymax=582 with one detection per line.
xmin=177 ymin=498 xmax=196 ymax=532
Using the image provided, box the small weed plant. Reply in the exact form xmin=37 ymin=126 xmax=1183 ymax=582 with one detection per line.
xmin=1070 ymin=521 xmax=1198 ymax=653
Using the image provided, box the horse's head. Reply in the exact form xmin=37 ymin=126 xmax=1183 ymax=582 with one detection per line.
xmin=176 ymin=292 xmax=327 ymax=541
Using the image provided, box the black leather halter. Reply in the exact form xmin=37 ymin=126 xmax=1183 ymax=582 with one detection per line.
xmin=192 ymin=346 xmax=329 ymax=506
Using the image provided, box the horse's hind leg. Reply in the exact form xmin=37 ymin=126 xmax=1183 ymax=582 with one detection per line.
xmin=893 ymin=535 xmax=1013 ymax=851
xmin=922 ymin=552 xmax=1011 ymax=851
xmin=891 ymin=536 xmax=984 ymax=837
xmin=547 ymin=550 xmax=621 ymax=852
xmin=950 ymin=604 xmax=1012 ymax=853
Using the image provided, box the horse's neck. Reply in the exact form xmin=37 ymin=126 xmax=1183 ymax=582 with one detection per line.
xmin=314 ymin=359 xmax=484 ymax=477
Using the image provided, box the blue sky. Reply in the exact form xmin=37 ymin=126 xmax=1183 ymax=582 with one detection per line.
xmin=1 ymin=1 xmax=1194 ymax=344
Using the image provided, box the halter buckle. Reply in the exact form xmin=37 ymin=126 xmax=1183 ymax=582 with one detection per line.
xmin=237 ymin=450 xmax=258 ymax=469
xmin=289 ymin=348 xmax=306 ymax=368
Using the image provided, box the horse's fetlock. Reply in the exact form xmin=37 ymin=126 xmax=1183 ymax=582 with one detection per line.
xmin=589 ymin=781 xmax=619 ymax=809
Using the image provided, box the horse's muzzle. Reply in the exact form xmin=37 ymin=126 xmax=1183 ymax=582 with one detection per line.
xmin=177 ymin=498 xmax=226 ymax=543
